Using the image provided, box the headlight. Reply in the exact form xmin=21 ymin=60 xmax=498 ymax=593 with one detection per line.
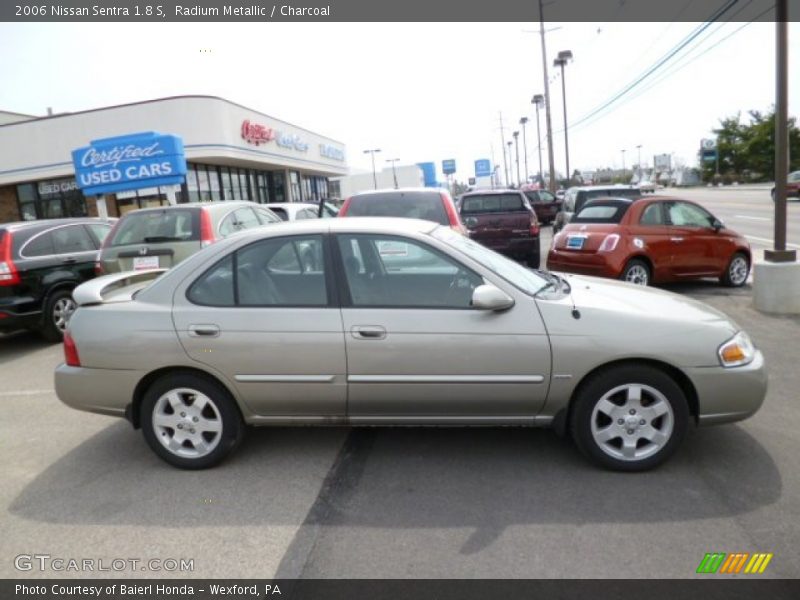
xmin=718 ymin=331 xmax=756 ymax=368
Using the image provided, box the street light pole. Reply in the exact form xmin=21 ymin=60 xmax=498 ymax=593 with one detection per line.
xmin=538 ymin=0 xmax=557 ymax=194
xmin=386 ymin=158 xmax=400 ymax=189
xmin=513 ymin=131 xmax=521 ymax=187
xmin=363 ymin=148 xmax=381 ymax=189
xmin=621 ymin=149 xmax=626 ymax=180
xmin=554 ymin=50 xmax=573 ymax=186
xmin=636 ymin=144 xmax=642 ymax=179
xmin=519 ymin=117 xmax=530 ymax=184
xmin=532 ymin=95 xmax=544 ymax=187
xmin=507 ymin=141 xmax=514 ymax=186
xmin=499 ymin=112 xmax=510 ymax=187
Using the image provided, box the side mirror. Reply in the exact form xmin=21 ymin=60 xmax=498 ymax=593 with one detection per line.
xmin=471 ymin=284 xmax=515 ymax=311
xmin=711 ymin=218 xmax=723 ymax=231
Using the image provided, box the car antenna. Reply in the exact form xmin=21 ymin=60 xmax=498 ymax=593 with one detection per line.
xmin=564 ymin=275 xmax=581 ymax=319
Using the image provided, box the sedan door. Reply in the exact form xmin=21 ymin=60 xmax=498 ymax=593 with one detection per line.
xmin=172 ymin=234 xmax=347 ymax=417
xmin=334 ymin=232 xmax=551 ymax=420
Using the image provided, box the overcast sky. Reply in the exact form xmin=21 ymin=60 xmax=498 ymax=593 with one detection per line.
xmin=0 ymin=22 xmax=798 ymax=183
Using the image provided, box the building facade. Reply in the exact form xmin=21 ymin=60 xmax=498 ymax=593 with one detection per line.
xmin=0 ymin=96 xmax=347 ymax=222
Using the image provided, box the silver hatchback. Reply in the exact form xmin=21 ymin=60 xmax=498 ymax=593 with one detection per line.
xmin=56 ymin=218 xmax=766 ymax=471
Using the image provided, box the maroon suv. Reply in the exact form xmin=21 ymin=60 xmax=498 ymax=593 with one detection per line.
xmin=458 ymin=189 xmax=541 ymax=267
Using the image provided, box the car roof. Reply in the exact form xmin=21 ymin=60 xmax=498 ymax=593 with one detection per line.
xmin=264 ymin=203 xmax=319 ymax=210
xmin=222 ymin=216 xmax=440 ymax=239
xmin=461 ymin=188 xmax=523 ymax=196
xmin=119 ymin=201 xmax=257 ymax=216
xmin=571 ymin=185 xmax=640 ymax=192
xmin=350 ymin=187 xmax=449 ymax=197
xmin=0 ymin=217 xmax=114 ymax=232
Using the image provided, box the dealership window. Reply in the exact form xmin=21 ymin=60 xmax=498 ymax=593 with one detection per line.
xmin=289 ymin=171 xmax=302 ymax=202
xmin=220 ymin=168 xmax=234 ymax=200
xmin=16 ymin=178 xmax=87 ymax=221
xmin=115 ymin=188 xmax=169 ymax=215
xmin=184 ymin=164 xmax=200 ymax=202
xmin=272 ymin=172 xmax=286 ymax=203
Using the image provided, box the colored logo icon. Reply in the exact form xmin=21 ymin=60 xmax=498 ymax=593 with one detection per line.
xmin=696 ymin=552 xmax=773 ymax=574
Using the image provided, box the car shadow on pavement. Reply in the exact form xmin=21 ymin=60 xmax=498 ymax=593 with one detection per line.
xmin=659 ymin=280 xmax=752 ymax=297
xmin=0 ymin=330 xmax=55 ymax=365
xmin=10 ymin=421 xmax=780 ymax=548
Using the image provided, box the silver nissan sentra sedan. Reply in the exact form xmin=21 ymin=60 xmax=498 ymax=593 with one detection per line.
xmin=55 ymin=218 xmax=767 ymax=471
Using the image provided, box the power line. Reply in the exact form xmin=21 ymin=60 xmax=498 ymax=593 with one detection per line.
xmin=565 ymin=0 xmax=741 ymax=131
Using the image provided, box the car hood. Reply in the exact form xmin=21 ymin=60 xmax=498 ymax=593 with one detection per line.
xmin=536 ymin=273 xmax=740 ymax=368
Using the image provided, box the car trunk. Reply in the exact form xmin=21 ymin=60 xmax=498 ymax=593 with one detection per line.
xmin=112 ymin=242 xmax=190 ymax=272
xmin=555 ymin=224 xmax=619 ymax=253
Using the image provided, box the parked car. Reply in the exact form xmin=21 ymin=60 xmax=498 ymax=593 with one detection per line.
xmin=637 ymin=180 xmax=658 ymax=193
xmin=521 ymin=187 xmax=562 ymax=225
xmin=553 ymin=185 xmax=642 ymax=233
xmin=0 ymin=217 xmax=114 ymax=341
xmin=339 ymin=188 xmax=466 ymax=234
xmin=547 ymin=196 xmax=751 ymax=287
xmin=265 ymin=202 xmax=339 ymax=221
xmin=96 ymin=201 xmax=281 ymax=274
xmin=771 ymin=171 xmax=800 ymax=200
xmin=458 ymin=189 xmax=540 ymax=267
xmin=56 ymin=217 xmax=766 ymax=472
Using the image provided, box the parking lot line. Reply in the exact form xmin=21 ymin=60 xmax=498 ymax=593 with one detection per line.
xmin=745 ymin=235 xmax=800 ymax=249
xmin=0 ymin=389 xmax=54 ymax=397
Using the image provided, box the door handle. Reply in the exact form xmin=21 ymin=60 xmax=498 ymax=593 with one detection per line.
xmin=61 ymin=256 xmax=77 ymax=264
xmin=670 ymin=237 xmax=684 ymax=242
xmin=188 ymin=324 xmax=220 ymax=337
xmin=351 ymin=326 xmax=386 ymax=340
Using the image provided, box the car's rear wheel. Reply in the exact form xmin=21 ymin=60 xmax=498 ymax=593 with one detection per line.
xmin=570 ymin=365 xmax=689 ymax=471
xmin=621 ymin=258 xmax=651 ymax=286
xmin=40 ymin=288 xmax=76 ymax=342
xmin=721 ymin=252 xmax=749 ymax=287
xmin=141 ymin=373 xmax=244 ymax=469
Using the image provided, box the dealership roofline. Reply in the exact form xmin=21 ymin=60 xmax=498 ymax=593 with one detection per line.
xmin=0 ymin=94 xmax=344 ymax=145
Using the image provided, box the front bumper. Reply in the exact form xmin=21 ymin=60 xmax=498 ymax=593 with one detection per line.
xmin=54 ymin=363 xmax=144 ymax=420
xmin=685 ymin=350 xmax=768 ymax=425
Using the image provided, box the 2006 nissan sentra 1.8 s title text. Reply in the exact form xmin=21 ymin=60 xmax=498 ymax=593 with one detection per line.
xmin=55 ymin=218 xmax=767 ymax=472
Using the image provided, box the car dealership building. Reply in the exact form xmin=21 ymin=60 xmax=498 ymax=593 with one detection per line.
xmin=0 ymin=95 xmax=348 ymax=222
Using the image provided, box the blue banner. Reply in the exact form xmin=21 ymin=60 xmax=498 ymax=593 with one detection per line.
xmin=442 ymin=159 xmax=456 ymax=175
xmin=72 ymin=131 xmax=187 ymax=196
xmin=417 ymin=162 xmax=437 ymax=187
xmin=475 ymin=159 xmax=492 ymax=178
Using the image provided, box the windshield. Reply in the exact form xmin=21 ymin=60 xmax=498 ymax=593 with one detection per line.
xmin=431 ymin=226 xmax=547 ymax=296
xmin=346 ymin=191 xmax=449 ymax=225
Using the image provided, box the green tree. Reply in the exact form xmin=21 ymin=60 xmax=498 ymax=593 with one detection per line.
xmin=701 ymin=109 xmax=800 ymax=182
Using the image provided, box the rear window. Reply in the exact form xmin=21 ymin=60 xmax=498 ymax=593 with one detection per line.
xmin=572 ymin=201 xmax=631 ymax=224
xmin=270 ymin=208 xmax=289 ymax=221
xmin=346 ymin=192 xmax=449 ymax=225
xmin=461 ymin=193 xmax=525 ymax=214
xmin=109 ymin=209 xmax=199 ymax=247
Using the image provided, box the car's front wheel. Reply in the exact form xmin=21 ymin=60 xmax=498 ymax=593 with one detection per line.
xmin=570 ymin=365 xmax=689 ymax=471
xmin=141 ymin=373 xmax=244 ymax=469
xmin=721 ymin=252 xmax=749 ymax=287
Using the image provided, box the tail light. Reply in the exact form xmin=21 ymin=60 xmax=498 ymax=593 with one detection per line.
xmin=96 ymin=219 xmax=122 ymax=275
xmin=338 ymin=197 xmax=353 ymax=216
xmin=200 ymin=208 xmax=216 ymax=248
xmin=441 ymin=193 xmax=466 ymax=234
xmin=529 ymin=215 xmax=540 ymax=237
xmin=63 ymin=331 xmax=81 ymax=367
xmin=0 ymin=231 xmax=20 ymax=286
xmin=598 ymin=234 xmax=620 ymax=252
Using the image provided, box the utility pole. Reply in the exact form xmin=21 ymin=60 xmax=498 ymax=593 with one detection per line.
xmin=507 ymin=141 xmax=514 ymax=186
xmin=520 ymin=117 xmax=530 ymax=184
xmin=513 ymin=131 xmax=521 ymax=187
xmin=532 ymin=95 xmax=545 ymax=187
xmin=363 ymin=148 xmax=381 ymax=189
xmin=386 ymin=158 xmax=400 ymax=189
xmin=538 ymin=0 xmax=557 ymax=193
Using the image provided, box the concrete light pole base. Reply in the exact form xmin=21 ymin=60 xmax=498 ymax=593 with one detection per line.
xmin=754 ymin=261 xmax=800 ymax=314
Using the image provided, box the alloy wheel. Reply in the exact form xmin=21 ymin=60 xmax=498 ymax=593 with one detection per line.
xmin=590 ymin=383 xmax=675 ymax=462
xmin=728 ymin=256 xmax=749 ymax=286
xmin=625 ymin=264 xmax=649 ymax=285
xmin=152 ymin=388 xmax=223 ymax=458
xmin=52 ymin=297 xmax=76 ymax=332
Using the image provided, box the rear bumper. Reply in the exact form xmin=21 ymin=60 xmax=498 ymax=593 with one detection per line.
xmin=54 ymin=363 xmax=144 ymax=419
xmin=547 ymin=249 xmax=623 ymax=278
xmin=685 ymin=350 xmax=768 ymax=425
xmin=472 ymin=236 xmax=540 ymax=257
xmin=0 ymin=299 xmax=42 ymax=331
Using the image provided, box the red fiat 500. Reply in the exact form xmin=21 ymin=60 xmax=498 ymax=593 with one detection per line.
xmin=547 ymin=196 xmax=751 ymax=287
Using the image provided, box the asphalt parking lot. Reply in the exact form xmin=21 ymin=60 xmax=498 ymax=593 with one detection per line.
xmin=2 ymin=186 xmax=799 ymax=580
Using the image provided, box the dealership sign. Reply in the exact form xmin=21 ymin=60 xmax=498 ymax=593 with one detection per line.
xmin=72 ymin=132 xmax=186 ymax=196
xmin=474 ymin=159 xmax=492 ymax=177
xmin=241 ymin=120 xmax=276 ymax=145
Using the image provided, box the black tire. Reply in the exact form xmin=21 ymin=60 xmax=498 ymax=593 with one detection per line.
xmin=771 ymin=188 xmax=775 ymax=201
xmin=141 ymin=372 xmax=244 ymax=469
xmin=570 ymin=364 xmax=689 ymax=472
xmin=620 ymin=258 xmax=651 ymax=286
xmin=720 ymin=252 xmax=749 ymax=287
xmin=40 ymin=288 xmax=76 ymax=342
xmin=526 ymin=253 xmax=541 ymax=269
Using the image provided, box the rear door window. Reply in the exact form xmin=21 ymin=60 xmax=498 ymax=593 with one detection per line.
xmin=346 ymin=192 xmax=448 ymax=225
xmin=572 ymin=201 xmax=630 ymax=223
xmin=52 ymin=225 xmax=96 ymax=254
xmin=639 ymin=203 xmax=665 ymax=225
xmin=21 ymin=231 xmax=55 ymax=257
